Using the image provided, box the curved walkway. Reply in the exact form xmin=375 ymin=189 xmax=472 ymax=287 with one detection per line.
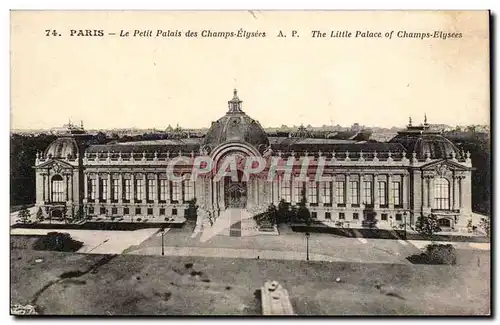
xmin=125 ymin=245 xmax=397 ymax=264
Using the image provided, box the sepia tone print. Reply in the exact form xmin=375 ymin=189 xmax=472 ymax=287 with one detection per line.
xmin=10 ymin=10 xmax=490 ymax=316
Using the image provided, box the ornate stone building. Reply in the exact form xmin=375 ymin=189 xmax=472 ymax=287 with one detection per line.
xmin=34 ymin=90 xmax=473 ymax=231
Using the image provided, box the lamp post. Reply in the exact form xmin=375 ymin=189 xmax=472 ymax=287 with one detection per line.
xmin=305 ymin=232 xmax=310 ymax=261
xmin=160 ymin=227 xmax=165 ymax=256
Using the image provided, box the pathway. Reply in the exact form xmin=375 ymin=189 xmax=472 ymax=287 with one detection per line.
xmin=10 ymin=227 xmax=161 ymax=254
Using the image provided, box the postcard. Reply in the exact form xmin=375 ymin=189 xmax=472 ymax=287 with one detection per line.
xmin=10 ymin=10 xmax=490 ymax=316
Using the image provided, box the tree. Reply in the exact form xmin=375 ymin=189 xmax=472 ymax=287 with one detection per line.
xmin=75 ymin=207 xmax=85 ymax=222
xmin=17 ymin=206 xmax=31 ymax=224
xmin=296 ymin=197 xmax=312 ymax=226
xmin=35 ymin=207 xmax=44 ymax=223
xmin=277 ymin=199 xmax=291 ymax=224
xmin=479 ymin=217 xmax=490 ymax=237
xmin=61 ymin=206 xmax=68 ymax=224
xmin=265 ymin=204 xmax=278 ymax=225
xmin=415 ymin=214 xmax=441 ymax=236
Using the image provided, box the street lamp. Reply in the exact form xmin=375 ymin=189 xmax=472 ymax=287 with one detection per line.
xmin=305 ymin=232 xmax=310 ymax=261
xmin=160 ymin=227 xmax=165 ymax=256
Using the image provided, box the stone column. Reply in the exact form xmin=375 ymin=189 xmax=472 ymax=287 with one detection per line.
xmin=213 ymin=179 xmax=218 ymax=209
xmin=219 ymin=180 xmax=224 ymax=209
xmin=332 ymin=177 xmax=337 ymax=206
xmin=459 ymin=176 xmax=465 ymax=209
xmin=83 ymin=172 xmax=88 ymax=202
xmin=304 ymin=179 xmax=310 ymax=207
xmin=154 ymin=174 xmax=159 ymax=204
xmin=130 ymin=173 xmax=135 ymax=203
xmin=143 ymin=174 xmax=147 ymax=202
xmin=453 ymin=176 xmax=459 ymax=210
xmin=166 ymin=179 xmax=171 ymax=204
xmin=107 ymin=173 xmax=112 ymax=204
xmin=208 ymin=177 xmax=213 ymax=210
xmin=318 ymin=180 xmax=323 ymax=207
xmin=118 ymin=173 xmax=123 ymax=204
xmin=47 ymin=173 xmax=51 ymax=202
xmin=68 ymin=173 xmax=73 ymax=202
xmin=272 ymin=180 xmax=279 ymax=205
xmin=422 ymin=176 xmax=428 ymax=208
xmin=428 ymin=177 xmax=434 ymax=209
xmin=402 ymin=174 xmax=408 ymax=209
xmin=388 ymin=174 xmax=394 ymax=209
xmin=96 ymin=173 xmax=101 ymax=202
xmin=359 ymin=174 xmax=365 ymax=208
xmin=62 ymin=174 xmax=68 ymax=202
xmin=345 ymin=174 xmax=351 ymax=207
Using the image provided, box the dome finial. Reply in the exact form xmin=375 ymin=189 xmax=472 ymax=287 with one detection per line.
xmin=424 ymin=113 xmax=428 ymax=124
xmin=228 ymin=88 xmax=243 ymax=113
xmin=408 ymin=116 xmax=412 ymax=127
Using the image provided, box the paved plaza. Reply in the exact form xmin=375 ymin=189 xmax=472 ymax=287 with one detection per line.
xmin=11 ymin=219 xmax=489 ymax=264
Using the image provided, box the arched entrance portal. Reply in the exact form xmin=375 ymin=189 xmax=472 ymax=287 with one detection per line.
xmin=224 ymin=171 xmax=247 ymax=208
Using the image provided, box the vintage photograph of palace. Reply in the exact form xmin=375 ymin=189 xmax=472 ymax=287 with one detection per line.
xmin=10 ymin=11 xmax=490 ymax=316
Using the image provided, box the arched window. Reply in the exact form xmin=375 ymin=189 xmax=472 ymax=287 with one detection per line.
xmin=51 ymin=175 xmax=65 ymax=202
xmin=434 ymin=177 xmax=450 ymax=210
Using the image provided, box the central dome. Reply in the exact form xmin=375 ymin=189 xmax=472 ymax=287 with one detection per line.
xmin=203 ymin=89 xmax=269 ymax=150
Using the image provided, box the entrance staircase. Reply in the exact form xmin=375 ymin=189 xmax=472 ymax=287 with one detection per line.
xmin=199 ymin=208 xmax=259 ymax=241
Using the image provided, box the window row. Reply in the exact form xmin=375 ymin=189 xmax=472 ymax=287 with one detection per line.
xmin=88 ymin=206 xmax=179 ymax=216
xmin=88 ymin=179 xmax=195 ymax=203
xmin=279 ymin=180 xmax=402 ymax=207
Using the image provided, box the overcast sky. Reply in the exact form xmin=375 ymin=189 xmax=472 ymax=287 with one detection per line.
xmin=10 ymin=11 xmax=489 ymax=130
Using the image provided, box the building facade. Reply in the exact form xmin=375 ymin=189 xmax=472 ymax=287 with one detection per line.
xmin=34 ymin=90 xmax=473 ymax=231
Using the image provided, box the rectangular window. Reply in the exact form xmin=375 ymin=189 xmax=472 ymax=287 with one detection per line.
xmin=123 ymin=207 xmax=129 ymax=215
xmin=112 ymin=179 xmax=119 ymax=201
xmin=363 ymin=181 xmax=373 ymax=206
xmin=339 ymin=212 xmax=345 ymax=220
xmin=135 ymin=207 xmax=141 ymax=215
xmin=350 ymin=181 xmax=359 ymax=206
xmin=172 ymin=208 xmax=177 ymax=216
xmin=160 ymin=179 xmax=168 ymax=202
xmin=280 ymin=179 xmax=291 ymax=202
xmin=336 ymin=181 xmax=345 ymax=205
xmin=135 ymin=178 xmax=144 ymax=201
xmin=101 ymin=179 xmax=108 ymax=201
xmin=123 ymin=179 xmax=131 ymax=201
xmin=147 ymin=179 xmax=155 ymax=202
xmin=381 ymin=213 xmax=388 ymax=221
xmin=378 ymin=181 xmax=388 ymax=206
xmin=308 ymin=181 xmax=318 ymax=205
xmin=88 ymin=207 xmax=94 ymax=215
xmin=147 ymin=208 xmax=153 ymax=215
xmin=90 ymin=179 xmax=96 ymax=200
xmin=353 ymin=212 xmax=359 ymax=220
xmin=183 ymin=180 xmax=194 ymax=202
xmin=51 ymin=177 xmax=64 ymax=202
xmin=321 ymin=182 xmax=332 ymax=205
xmin=111 ymin=207 xmax=117 ymax=215
xmin=171 ymin=182 xmax=181 ymax=203
xmin=311 ymin=211 xmax=317 ymax=219
xmin=395 ymin=213 xmax=402 ymax=221
xmin=159 ymin=208 xmax=165 ymax=216
xmin=294 ymin=181 xmax=305 ymax=203
xmin=325 ymin=212 xmax=331 ymax=220
xmin=392 ymin=181 xmax=401 ymax=206
xmin=100 ymin=207 xmax=106 ymax=215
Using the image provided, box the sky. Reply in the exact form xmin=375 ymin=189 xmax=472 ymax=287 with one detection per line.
xmin=10 ymin=10 xmax=490 ymax=130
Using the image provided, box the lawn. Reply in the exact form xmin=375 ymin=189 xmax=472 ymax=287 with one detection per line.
xmin=10 ymin=236 xmax=490 ymax=316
